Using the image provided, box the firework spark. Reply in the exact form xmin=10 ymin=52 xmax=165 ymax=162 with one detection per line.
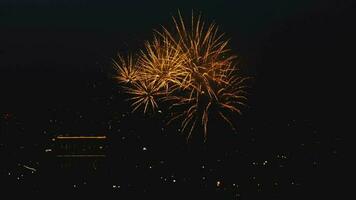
xmin=113 ymin=54 xmax=138 ymax=84
xmin=114 ymin=12 xmax=251 ymax=141
xmin=139 ymin=33 xmax=187 ymax=92
xmin=125 ymin=80 xmax=164 ymax=114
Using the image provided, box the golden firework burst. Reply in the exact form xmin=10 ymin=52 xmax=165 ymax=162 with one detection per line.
xmin=139 ymin=33 xmax=187 ymax=92
xmin=125 ymin=80 xmax=164 ymax=114
xmin=113 ymin=54 xmax=138 ymax=84
xmin=113 ymin=11 xmax=251 ymax=141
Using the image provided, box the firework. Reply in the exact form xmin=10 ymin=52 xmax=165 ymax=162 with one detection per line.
xmin=125 ymin=80 xmax=164 ymax=114
xmin=138 ymin=33 xmax=187 ymax=91
xmin=113 ymin=54 xmax=138 ymax=84
xmin=114 ymin=11 xmax=251 ymax=141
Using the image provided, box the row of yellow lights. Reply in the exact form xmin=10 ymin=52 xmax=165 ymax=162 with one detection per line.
xmin=56 ymin=155 xmax=106 ymax=157
xmin=56 ymin=136 xmax=107 ymax=139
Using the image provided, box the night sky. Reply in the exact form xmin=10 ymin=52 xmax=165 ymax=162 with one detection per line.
xmin=0 ymin=0 xmax=351 ymax=198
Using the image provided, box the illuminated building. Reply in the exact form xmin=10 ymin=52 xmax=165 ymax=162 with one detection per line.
xmin=46 ymin=135 xmax=108 ymax=173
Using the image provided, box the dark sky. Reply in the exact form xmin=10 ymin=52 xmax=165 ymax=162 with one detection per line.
xmin=1 ymin=0 xmax=354 ymax=123
xmin=0 ymin=1 xmax=351 ymax=197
